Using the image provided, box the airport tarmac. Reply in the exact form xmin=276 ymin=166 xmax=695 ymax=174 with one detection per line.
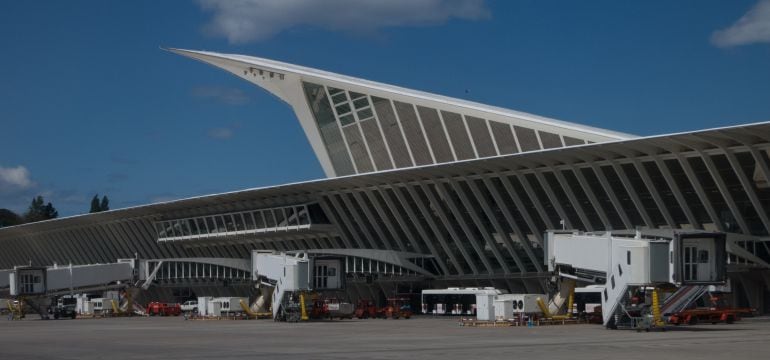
xmin=1 ymin=316 xmax=768 ymax=359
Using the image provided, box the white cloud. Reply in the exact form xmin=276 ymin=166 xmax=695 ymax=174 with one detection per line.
xmin=0 ymin=165 xmax=34 ymax=192
xmin=712 ymin=0 xmax=770 ymax=47
xmin=191 ymin=86 xmax=250 ymax=105
xmin=208 ymin=127 xmax=234 ymax=139
xmin=198 ymin=0 xmax=490 ymax=43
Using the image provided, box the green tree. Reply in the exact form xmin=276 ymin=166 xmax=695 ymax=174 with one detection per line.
xmin=89 ymin=194 xmax=110 ymax=213
xmin=90 ymin=194 xmax=101 ymax=213
xmin=24 ymin=196 xmax=58 ymax=223
xmin=100 ymin=195 xmax=109 ymax=212
xmin=0 ymin=208 xmax=23 ymax=227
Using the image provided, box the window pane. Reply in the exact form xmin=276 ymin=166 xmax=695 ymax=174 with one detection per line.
xmin=335 ymin=103 xmax=351 ymax=115
xmin=286 ymin=207 xmax=298 ymax=226
xmin=297 ymin=206 xmax=309 ymax=225
xmin=254 ymin=211 xmax=265 ymax=228
xmin=264 ymin=211 xmax=276 ymax=228
xmin=224 ymin=215 xmax=236 ymax=232
xmin=353 ymin=97 xmax=369 ymax=109
xmin=357 ymin=108 xmax=373 ymax=120
xmin=188 ymin=219 xmax=198 ymax=235
xmin=205 ymin=217 xmax=217 ymax=233
xmin=339 ymin=114 xmax=355 ymax=126
xmin=274 ymin=209 xmax=286 ymax=226
xmin=215 ymin=216 xmax=226 ymax=233
xmin=243 ymin=212 xmax=255 ymax=230
xmin=331 ymin=92 xmax=347 ymax=105
xmin=234 ymin=213 xmax=245 ymax=231
xmin=196 ymin=218 xmax=208 ymax=234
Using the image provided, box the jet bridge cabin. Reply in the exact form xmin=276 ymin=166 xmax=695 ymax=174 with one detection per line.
xmin=546 ymin=230 xmax=727 ymax=287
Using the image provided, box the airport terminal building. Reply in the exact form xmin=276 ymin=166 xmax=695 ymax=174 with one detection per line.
xmin=1 ymin=49 xmax=769 ymax=312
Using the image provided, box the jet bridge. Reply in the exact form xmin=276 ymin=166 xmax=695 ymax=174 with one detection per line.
xmin=546 ymin=230 xmax=727 ymax=329
xmin=3 ymin=260 xmax=136 ymax=319
xmin=252 ymin=251 xmax=317 ymax=321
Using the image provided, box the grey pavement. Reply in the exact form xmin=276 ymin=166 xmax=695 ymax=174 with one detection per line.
xmin=0 ymin=316 xmax=767 ymax=359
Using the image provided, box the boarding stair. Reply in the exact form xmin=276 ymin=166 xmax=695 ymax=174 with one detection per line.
xmin=660 ymin=285 xmax=708 ymax=315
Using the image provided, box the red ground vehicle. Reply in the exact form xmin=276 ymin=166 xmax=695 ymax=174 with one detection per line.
xmin=668 ymin=295 xmax=751 ymax=325
xmin=146 ymin=302 xmax=182 ymax=316
xmin=355 ymin=299 xmax=377 ymax=319
xmin=380 ymin=298 xmax=413 ymax=319
xmin=668 ymin=308 xmax=737 ymax=325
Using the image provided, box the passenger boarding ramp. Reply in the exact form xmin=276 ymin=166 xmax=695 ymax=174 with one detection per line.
xmin=252 ymin=251 xmax=312 ymax=321
xmin=2 ymin=260 xmax=137 ymax=319
xmin=547 ymin=230 xmax=727 ymax=329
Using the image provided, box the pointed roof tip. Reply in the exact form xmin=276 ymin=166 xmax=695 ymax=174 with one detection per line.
xmin=160 ymin=47 xmax=199 ymax=55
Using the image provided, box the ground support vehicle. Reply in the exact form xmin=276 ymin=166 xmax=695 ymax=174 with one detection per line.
xmin=668 ymin=308 xmax=737 ymax=325
xmin=180 ymin=300 xmax=198 ymax=313
xmin=146 ymin=302 xmax=181 ymax=316
xmin=355 ymin=299 xmax=378 ymax=319
xmin=380 ymin=298 xmax=413 ymax=319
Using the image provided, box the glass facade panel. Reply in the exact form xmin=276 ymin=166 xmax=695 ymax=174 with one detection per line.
xmin=234 ymin=213 xmax=245 ymax=231
xmin=273 ymin=209 xmax=286 ymax=227
xmin=543 ymin=171 xmax=585 ymax=230
xmin=514 ymin=126 xmax=540 ymax=152
xmin=188 ymin=219 xmax=199 ymax=235
xmin=434 ymin=183 xmax=485 ymax=273
xmin=489 ymin=121 xmax=518 ymax=154
xmin=307 ymin=203 xmax=330 ymax=224
xmin=360 ymin=118 xmax=393 ymax=170
xmin=415 ymin=185 xmax=462 ymax=274
xmin=620 ymin=163 xmax=666 ymax=227
xmin=642 ymin=161 xmax=687 ymax=225
xmin=335 ymin=103 xmax=351 ymax=115
xmin=339 ymin=114 xmax=355 ymax=126
xmin=297 ymin=206 xmax=310 ymax=225
xmin=539 ymin=131 xmax=563 ymax=149
xmin=561 ymin=170 xmax=604 ymax=230
xmin=442 ymin=111 xmax=475 ymax=160
xmin=253 ymin=211 xmax=265 ymax=228
xmin=580 ymin=167 xmax=624 ymax=229
xmin=196 ymin=218 xmax=208 ymax=234
xmin=302 ymin=82 xmax=356 ymax=175
xmin=737 ymin=151 xmax=770 ymax=235
xmin=664 ymin=159 xmax=710 ymax=226
xmin=563 ymin=136 xmax=585 ymax=146
xmin=342 ymin=123 xmax=375 ymax=173
xmin=394 ymin=101 xmax=432 ymax=165
xmin=601 ymin=165 xmax=645 ymax=226
xmin=466 ymin=116 xmax=496 ymax=157
xmin=264 ymin=210 xmax=276 ymax=228
xmin=331 ymin=92 xmax=347 ymax=104
xmin=353 ymin=97 xmax=369 ymax=109
xmin=417 ymin=105 xmax=454 ymax=163
xmin=215 ymin=216 xmax=227 ymax=233
xmin=205 ymin=217 xmax=217 ymax=234
xmin=688 ymin=156 xmax=738 ymax=232
xmin=357 ymin=108 xmax=373 ymax=120
xmin=713 ymin=154 xmax=762 ymax=234
xmin=372 ymin=96 xmax=413 ymax=168
xmin=242 ymin=212 xmax=255 ymax=230
xmin=286 ymin=207 xmax=298 ymax=226
xmin=520 ymin=174 xmax=561 ymax=228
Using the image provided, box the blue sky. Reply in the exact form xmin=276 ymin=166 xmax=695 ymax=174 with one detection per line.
xmin=1 ymin=0 xmax=770 ymax=217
